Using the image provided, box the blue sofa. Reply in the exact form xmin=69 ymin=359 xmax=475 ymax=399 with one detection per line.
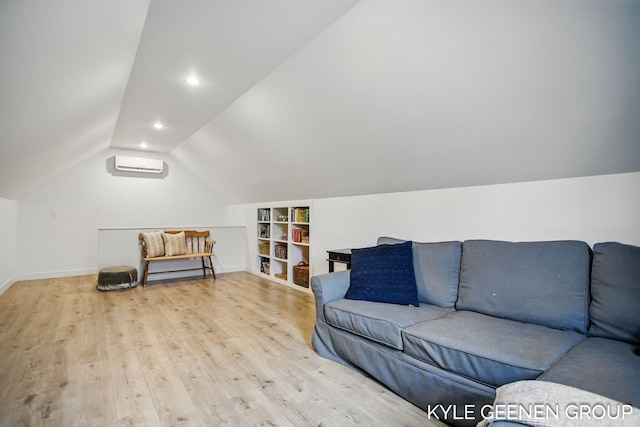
xmin=311 ymin=238 xmax=640 ymax=426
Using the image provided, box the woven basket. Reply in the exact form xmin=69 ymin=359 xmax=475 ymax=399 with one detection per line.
xmin=259 ymin=242 xmax=270 ymax=256
xmin=293 ymin=263 xmax=309 ymax=288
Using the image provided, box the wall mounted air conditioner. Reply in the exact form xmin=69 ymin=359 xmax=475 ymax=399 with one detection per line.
xmin=114 ymin=155 xmax=164 ymax=174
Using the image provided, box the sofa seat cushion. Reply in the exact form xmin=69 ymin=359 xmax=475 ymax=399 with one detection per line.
xmin=538 ymin=337 xmax=640 ymax=408
xmin=402 ymin=310 xmax=585 ymax=387
xmin=325 ymin=299 xmax=452 ymax=350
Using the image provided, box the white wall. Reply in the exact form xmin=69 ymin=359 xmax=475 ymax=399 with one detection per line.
xmin=16 ymin=148 xmax=227 ymax=280
xmin=11 ymin=170 xmax=640 ymax=285
xmin=230 ymin=173 xmax=640 ymax=277
xmin=0 ymin=197 xmax=18 ymax=293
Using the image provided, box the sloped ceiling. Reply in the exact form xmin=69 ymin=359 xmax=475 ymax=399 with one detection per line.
xmin=0 ymin=0 xmax=150 ymax=200
xmin=0 ymin=0 xmax=359 ymax=200
xmin=2 ymin=0 xmax=640 ymax=203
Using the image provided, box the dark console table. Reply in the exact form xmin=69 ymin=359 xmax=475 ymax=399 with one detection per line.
xmin=327 ymin=248 xmax=352 ymax=272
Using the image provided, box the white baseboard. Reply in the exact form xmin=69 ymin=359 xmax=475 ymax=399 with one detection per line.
xmin=7 ymin=265 xmax=249 ymax=287
xmin=0 ymin=275 xmax=16 ymax=295
xmin=249 ymin=271 xmax=312 ymax=294
xmin=217 ymin=264 xmax=250 ymax=273
xmin=14 ymin=268 xmax=97 ymax=282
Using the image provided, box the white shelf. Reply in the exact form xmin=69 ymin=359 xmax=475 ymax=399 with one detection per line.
xmin=256 ymin=205 xmax=310 ymax=288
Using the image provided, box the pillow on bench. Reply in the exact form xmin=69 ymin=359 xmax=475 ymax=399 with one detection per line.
xmin=142 ymin=231 xmax=165 ymax=257
xmin=162 ymin=231 xmax=188 ymax=256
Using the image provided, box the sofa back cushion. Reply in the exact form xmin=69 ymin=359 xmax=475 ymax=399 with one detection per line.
xmin=589 ymin=242 xmax=640 ymax=345
xmin=377 ymin=237 xmax=462 ymax=308
xmin=456 ymin=240 xmax=591 ymax=333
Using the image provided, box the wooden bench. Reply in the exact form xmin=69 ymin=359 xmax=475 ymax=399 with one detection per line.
xmin=139 ymin=230 xmax=216 ymax=286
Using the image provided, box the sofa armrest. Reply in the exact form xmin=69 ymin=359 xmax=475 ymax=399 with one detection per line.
xmin=310 ymin=270 xmax=351 ymax=323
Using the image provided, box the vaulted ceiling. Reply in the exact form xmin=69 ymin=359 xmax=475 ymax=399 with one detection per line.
xmin=2 ymin=0 xmax=639 ymax=203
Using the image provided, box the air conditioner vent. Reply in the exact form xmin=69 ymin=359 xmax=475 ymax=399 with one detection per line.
xmin=114 ymin=156 xmax=164 ymax=174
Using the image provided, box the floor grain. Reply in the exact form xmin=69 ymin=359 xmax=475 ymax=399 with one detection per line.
xmin=0 ymin=272 xmax=443 ymax=426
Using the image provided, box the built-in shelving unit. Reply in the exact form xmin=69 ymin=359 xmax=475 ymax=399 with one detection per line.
xmin=256 ymin=205 xmax=310 ymax=288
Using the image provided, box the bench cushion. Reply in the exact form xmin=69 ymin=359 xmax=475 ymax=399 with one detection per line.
xmin=402 ymin=310 xmax=585 ymax=387
xmin=325 ymin=299 xmax=451 ymax=350
xmin=589 ymin=242 xmax=640 ymax=345
xmin=456 ymin=240 xmax=591 ymax=333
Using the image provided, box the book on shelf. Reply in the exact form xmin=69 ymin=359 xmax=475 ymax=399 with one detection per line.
xmin=258 ymin=209 xmax=271 ymax=222
xmin=274 ymin=243 xmax=288 ymax=259
xmin=293 ymin=207 xmax=309 ymax=223
xmin=259 ymin=224 xmax=270 ymax=239
xmin=292 ymin=228 xmax=309 ymax=244
xmin=260 ymin=258 xmax=270 ymax=274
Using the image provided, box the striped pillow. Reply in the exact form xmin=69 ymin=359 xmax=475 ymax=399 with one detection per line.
xmin=162 ymin=231 xmax=188 ymax=256
xmin=142 ymin=232 xmax=165 ymax=257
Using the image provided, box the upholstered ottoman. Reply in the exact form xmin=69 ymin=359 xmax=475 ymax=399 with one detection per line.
xmin=97 ymin=266 xmax=138 ymax=291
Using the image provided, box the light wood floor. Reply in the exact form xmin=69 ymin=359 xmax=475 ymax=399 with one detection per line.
xmin=0 ymin=272 xmax=443 ymax=426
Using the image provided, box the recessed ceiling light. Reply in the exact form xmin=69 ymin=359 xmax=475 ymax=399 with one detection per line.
xmin=186 ymin=75 xmax=201 ymax=86
xmin=153 ymin=121 xmax=164 ymax=129
xmin=140 ymin=141 xmax=148 ymax=149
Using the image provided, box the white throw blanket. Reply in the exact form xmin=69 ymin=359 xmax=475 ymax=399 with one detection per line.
xmin=478 ymin=381 xmax=639 ymax=427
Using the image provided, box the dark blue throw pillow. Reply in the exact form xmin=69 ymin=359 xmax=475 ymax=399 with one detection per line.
xmin=346 ymin=241 xmax=419 ymax=306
